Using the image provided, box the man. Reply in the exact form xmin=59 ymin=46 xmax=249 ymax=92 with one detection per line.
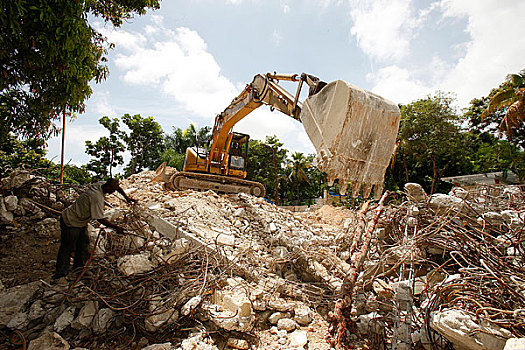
xmin=53 ymin=178 xmax=135 ymax=279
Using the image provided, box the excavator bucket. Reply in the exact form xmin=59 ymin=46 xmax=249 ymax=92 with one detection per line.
xmin=300 ymin=80 xmax=400 ymax=198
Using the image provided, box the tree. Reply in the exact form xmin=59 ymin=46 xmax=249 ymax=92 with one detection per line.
xmin=0 ymin=134 xmax=90 ymax=183
xmin=246 ymin=136 xmax=287 ymax=204
xmin=399 ymin=92 xmax=467 ymax=194
xmin=287 ymin=152 xmax=311 ymax=205
xmin=122 ymin=114 xmax=164 ymax=176
xmin=0 ymin=0 xmax=160 ymax=142
xmin=482 ymin=69 xmax=525 ymax=138
xmin=162 ymin=124 xmax=212 ymax=170
xmin=85 ymin=116 xmax=125 ymax=179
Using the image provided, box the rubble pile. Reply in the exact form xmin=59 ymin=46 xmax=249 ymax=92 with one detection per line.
xmin=0 ymin=169 xmax=524 ymax=350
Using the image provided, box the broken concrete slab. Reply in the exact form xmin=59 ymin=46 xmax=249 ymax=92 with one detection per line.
xmin=504 ymin=338 xmax=525 ymax=350
xmin=92 ymin=308 xmax=114 ymax=334
xmin=430 ymin=309 xmax=511 ymax=350
xmin=54 ymin=306 xmax=76 ymax=332
xmin=71 ymin=301 xmax=98 ymax=330
xmin=404 ymin=183 xmax=428 ymax=202
xmin=0 ymin=281 xmax=40 ymax=327
xmin=28 ymin=332 xmax=70 ymax=350
xmin=277 ymin=318 xmax=297 ymax=332
xmin=117 ymin=253 xmax=154 ymax=276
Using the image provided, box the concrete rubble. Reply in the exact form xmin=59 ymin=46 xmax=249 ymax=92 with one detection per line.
xmin=0 ymin=168 xmax=524 ymax=349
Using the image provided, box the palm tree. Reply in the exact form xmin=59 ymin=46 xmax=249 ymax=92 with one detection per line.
xmin=288 ymin=152 xmax=311 ymax=205
xmin=482 ymin=69 xmax=525 ymax=136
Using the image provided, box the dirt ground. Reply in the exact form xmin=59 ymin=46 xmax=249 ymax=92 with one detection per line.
xmin=0 ymin=219 xmax=59 ymax=288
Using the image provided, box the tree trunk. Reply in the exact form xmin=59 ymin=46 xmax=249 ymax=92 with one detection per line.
xmin=403 ymin=151 xmax=409 ymax=183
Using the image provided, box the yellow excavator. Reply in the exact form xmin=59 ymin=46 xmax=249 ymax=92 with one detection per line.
xmin=153 ymin=72 xmax=400 ymax=199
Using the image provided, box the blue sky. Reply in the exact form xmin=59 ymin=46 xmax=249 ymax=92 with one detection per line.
xmin=46 ymin=0 xmax=525 ymax=167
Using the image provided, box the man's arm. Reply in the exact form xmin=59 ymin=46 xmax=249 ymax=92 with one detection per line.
xmin=117 ymin=186 xmax=136 ymax=204
xmin=98 ymin=218 xmax=125 ymax=235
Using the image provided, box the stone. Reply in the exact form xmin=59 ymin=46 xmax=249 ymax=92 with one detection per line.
xmin=267 ymin=298 xmax=295 ymax=312
xmin=277 ymin=318 xmax=297 ymax=332
xmin=145 ymin=297 xmax=179 ymax=332
xmin=117 ymin=253 xmax=154 ymax=276
xmin=357 ymin=312 xmax=382 ymax=335
xmin=181 ymin=296 xmax=202 ymax=316
xmin=269 ymin=311 xmax=291 ymax=325
xmin=373 ymin=279 xmax=393 ymax=299
xmin=449 ymin=187 xmax=469 ymax=200
xmin=430 ymin=309 xmax=511 ymax=350
xmin=0 ymin=199 xmax=13 ymax=222
xmin=290 ymin=330 xmax=308 ymax=347
xmin=71 ymin=301 xmax=98 ymax=330
xmin=7 ymin=311 xmax=29 ymax=330
xmin=141 ymin=343 xmax=173 ymax=350
xmin=2 ymin=170 xmax=32 ymax=189
xmin=28 ymin=332 xmax=70 ymax=350
xmin=293 ymin=305 xmax=313 ymax=326
xmin=180 ymin=333 xmax=218 ymax=350
xmin=226 ymin=338 xmax=250 ymax=349
xmin=480 ymin=212 xmax=505 ymax=226
xmin=92 ymin=308 xmax=114 ymax=334
xmin=505 ymin=338 xmax=525 ymax=350
xmin=104 ymin=208 xmax=124 ymax=221
xmin=0 ymin=281 xmax=40 ymax=327
xmin=269 ymin=222 xmax=278 ymax=232
xmin=54 ymin=306 xmax=76 ymax=332
xmin=28 ymin=300 xmax=46 ymax=321
xmin=429 ymin=194 xmax=471 ymax=215
xmin=214 ymin=290 xmax=253 ymax=319
xmin=501 ymin=210 xmax=524 ymax=231
xmin=404 ymin=183 xmax=428 ymax=202
xmin=4 ymin=195 xmax=18 ymax=211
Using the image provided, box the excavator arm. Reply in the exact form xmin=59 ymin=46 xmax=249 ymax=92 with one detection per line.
xmin=208 ymin=73 xmax=325 ymax=173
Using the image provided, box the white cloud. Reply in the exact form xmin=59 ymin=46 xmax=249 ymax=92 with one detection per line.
xmin=367 ymin=65 xmax=432 ymax=104
xmin=348 ymin=0 xmax=419 ymax=62
xmin=88 ymin=90 xmax=117 ymax=117
xmin=280 ymin=0 xmax=290 ymax=13
xmin=235 ymin=108 xmax=315 ymax=155
xmin=363 ymin=0 xmax=525 ymax=109
xmin=46 ymin=124 xmax=109 ymax=166
xmin=104 ymin=23 xmax=237 ymax=120
xmin=438 ymin=0 xmax=525 ymax=107
xmin=272 ymin=29 xmax=283 ymax=46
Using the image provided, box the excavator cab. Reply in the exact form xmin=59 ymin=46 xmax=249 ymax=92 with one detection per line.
xmin=227 ymin=132 xmax=249 ymax=174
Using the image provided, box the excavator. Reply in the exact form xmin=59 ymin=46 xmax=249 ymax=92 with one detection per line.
xmin=153 ymin=72 xmax=400 ymax=199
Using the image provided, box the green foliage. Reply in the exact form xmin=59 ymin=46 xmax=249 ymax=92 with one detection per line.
xmin=122 ymin=114 xmax=164 ymax=176
xmin=246 ymin=136 xmax=288 ymax=204
xmin=0 ymin=0 xmax=160 ymax=143
xmin=85 ymin=116 xmax=125 ymax=180
xmin=0 ymin=135 xmax=50 ymax=177
xmin=481 ymin=69 xmax=525 ymax=138
xmin=163 ymin=124 xmax=211 ymax=170
xmin=396 ymin=92 xmax=469 ymax=193
xmin=0 ymin=134 xmax=90 ymax=183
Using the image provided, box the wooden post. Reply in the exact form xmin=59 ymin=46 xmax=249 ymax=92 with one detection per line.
xmin=60 ymin=110 xmax=66 ymax=184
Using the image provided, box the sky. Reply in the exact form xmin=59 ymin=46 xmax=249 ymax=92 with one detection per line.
xmin=46 ymin=0 xmax=525 ymax=167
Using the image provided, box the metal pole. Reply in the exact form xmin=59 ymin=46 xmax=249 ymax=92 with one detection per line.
xmin=60 ymin=110 xmax=66 ymax=184
xmin=273 ymin=146 xmax=279 ymax=205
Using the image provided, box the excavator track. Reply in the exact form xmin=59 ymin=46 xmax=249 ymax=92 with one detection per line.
xmin=169 ymin=172 xmax=266 ymax=197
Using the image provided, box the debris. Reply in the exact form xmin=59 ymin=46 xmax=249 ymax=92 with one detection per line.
xmin=28 ymin=332 xmax=70 ymax=350
xmin=1 ymin=168 xmax=524 ymax=350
